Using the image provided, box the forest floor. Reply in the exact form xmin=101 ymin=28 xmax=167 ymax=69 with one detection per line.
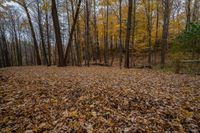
xmin=0 ymin=66 xmax=200 ymax=133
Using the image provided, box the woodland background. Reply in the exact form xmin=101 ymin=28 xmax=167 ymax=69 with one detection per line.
xmin=0 ymin=0 xmax=200 ymax=72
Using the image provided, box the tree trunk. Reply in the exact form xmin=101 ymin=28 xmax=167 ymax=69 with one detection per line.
xmin=104 ymin=0 xmax=109 ymax=65
xmin=0 ymin=42 xmax=3 ymax=67
xmin=125 ymin=0 xmax=133 ymax=68
xmin=64 ymin=0 xmax=82 ymax=65
xmin=161 ymin=0 xmax=171 ymax=69
xmin=17 ymin=19 xmax=23 ymax=66
xmin=131 ymin=0 xmax=136 ymax=67
xmin=192 ymin=0 xmax=199 ymax=22
xmin=17 ymin=27 xmax=22 ymax=65
xmin=10 ymin=14 xmax=21 ymax=66
xmin=186 ymin=0 xmax=192 ymax=30
xmin=76 ymin=18 xmax=82 ymax=66
xmin=119 ymin=0 xmax=123 ymax=68
xmin=143 ymin=0 xmax=152 ymax=65
xmin=0 ymin=30 xmax=10 ymax=67
xmin=110 ymin=35 xmax=114 ymax=66
xmin=37 ymin=0 xmax=49 ymax=66
xmin=46 ymin=12 xmax=51 ymax=65
xmin=147 ymin=0 xmax=152 ymax=65
xmin=23 ymin=2 xmax=41 ymax=65
xmin=51 ymin=0 xmax=64 ymax=66
xmin=85 ymin=0 xmax=90 ymax=66
xmin=0 ymin=39 xmax=5 ymax=67
xmin=93 ymin=0 xmax=100 ymax=63
xmin=24 ymin=40 xmax=28 ymax=65
xmin=154 ymin=0 xmax=159 ymax=64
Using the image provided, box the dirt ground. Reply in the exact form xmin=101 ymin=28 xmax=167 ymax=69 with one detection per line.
xmin=0 ymin=66 xmax=199 ymax=132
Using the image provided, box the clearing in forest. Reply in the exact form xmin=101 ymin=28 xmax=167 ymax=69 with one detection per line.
xmin=0 ymin=66 xmax=200 ymax=132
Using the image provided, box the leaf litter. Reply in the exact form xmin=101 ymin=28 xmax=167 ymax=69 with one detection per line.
xmin=0 ymin=66 xmax=200 ymax=132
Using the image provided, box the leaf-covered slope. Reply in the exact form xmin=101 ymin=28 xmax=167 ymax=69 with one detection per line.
xmin=0 ymin=66 xmax=200 ymax=132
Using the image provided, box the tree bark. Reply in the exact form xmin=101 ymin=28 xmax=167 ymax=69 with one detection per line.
xmin=76 ymin=18 xmax=82 ymax=66
xmin=46 ymin=12 xmax=51 ymax=65
xmin=161 ymin=0 xmax=171 ymax=69
xmin=186 ymin=0 xmax=192 ymax=30
xmin=85 ymin=0 xmax=90 ymax=66
xmin=119 ymin=0 xmax=123 ymax=68
xmin=131 ymin=0 xmax=136 ymax=67
xmin=154 ymin=0 xmax=160 ymax=64
xmin=64 ymin=0 xmax=82 ymax=65
xmin=37 ymin=0 xmax=49 ymax=66
xmin=104 ymin=0 xmax=109 ymax=65
xmin=143 ymin=0 xmax=152 ymax=65
xmin=51 ymin=0 xmax=64 ymax=66
xmin=125 ymin=0 xmax=133 ymax=68
xmin=22 ymin=2 xmax=41 ymax=65
xmin=192 ymin=0 xmax=199 ymax=22
xmin=10 ymin=14 xmax=22 ymax=66
xmin=0 ymin=29 xmax=10 ymax=67
xmin=23 ymin=40 xmax=28 ymax=65
xmin=93 ymin=0 xmax=100 ymax=63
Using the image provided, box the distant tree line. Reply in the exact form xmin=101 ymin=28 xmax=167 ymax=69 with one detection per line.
xmin=0 ymin=0 xmax=199 ymax=68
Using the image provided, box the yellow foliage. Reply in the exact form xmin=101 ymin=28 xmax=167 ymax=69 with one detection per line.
xmin=69 ymin=111 xmax=78 ymax=118
xmin=41 ymin=0 xmax=49 ymax=12
xmin=180 ymin=109 xmax=193 ymax=118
